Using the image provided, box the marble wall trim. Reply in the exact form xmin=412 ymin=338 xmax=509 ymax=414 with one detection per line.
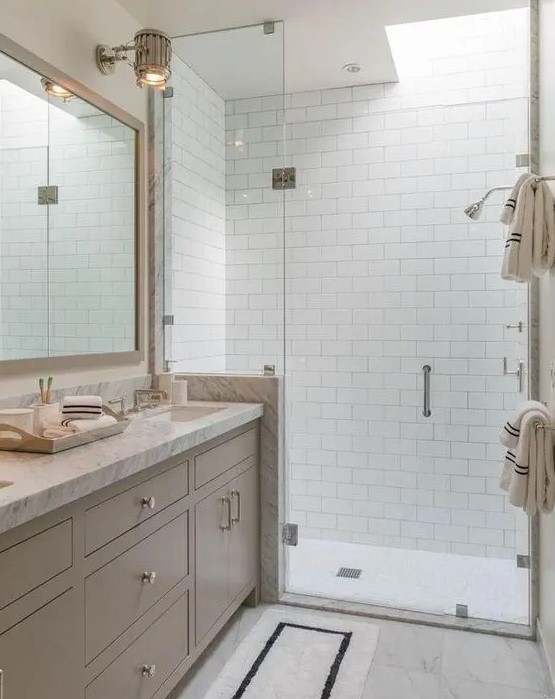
xmin=183 ymin=374 xmax=283 ymax=603
xmin=529 ymin=0 xmax=540 ymax=636
xmin=148 ymin=89 xmax=167 ymax=376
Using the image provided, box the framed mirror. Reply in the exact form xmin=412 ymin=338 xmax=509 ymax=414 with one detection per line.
xmin=0 ymin=34 xmax=143 ymax=371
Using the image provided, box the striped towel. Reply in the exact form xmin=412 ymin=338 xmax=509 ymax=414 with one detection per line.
xmin=499 ymin=401 xmax=555 ymax=514
xmin=61 ymin=395 xmax=103 ymax=420
xmin=500 ymin=173 xmax=530 ymax=225
xmin=501 ymin=175 xmax=535 ymax=282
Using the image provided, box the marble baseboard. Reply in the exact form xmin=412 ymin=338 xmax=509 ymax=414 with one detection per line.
xmin=537 ymin=620 xmax=555 ymax=694
xmin=0 ymin=375 xmax=152 ymax=411
xmin=182 ymin=374 xmax=283 ymax=603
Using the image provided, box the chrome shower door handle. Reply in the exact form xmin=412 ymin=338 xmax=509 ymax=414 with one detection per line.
xmin=422 ymin=365 xmax=432 ymax=417
xmin=503 ymin=358 xmax=525 ymax=393
xmin=0 ymin=668 xmax=3 ymax=699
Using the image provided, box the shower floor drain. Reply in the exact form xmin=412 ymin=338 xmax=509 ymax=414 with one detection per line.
xmin=336 ymin=567 xmax=362 ymax=579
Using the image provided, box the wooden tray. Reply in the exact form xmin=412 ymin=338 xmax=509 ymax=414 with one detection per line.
xmin=0 ymin=406 xmax=130 ymax=454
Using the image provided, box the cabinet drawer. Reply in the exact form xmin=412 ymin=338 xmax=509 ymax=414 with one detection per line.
xmin=85 ymin=513 xmax=188 ymax=662
xmin=0 ymin=588 xmax=80 ymax=699
xmin=86 ymin=592 xmax=189 ymax=699
xmin=85 ymin=461 xmax=188 ymax=554
xmin=0 ymin=519 xmax=72 ymax=610
xmin=195 ymin=428 xmax=256 ymax=490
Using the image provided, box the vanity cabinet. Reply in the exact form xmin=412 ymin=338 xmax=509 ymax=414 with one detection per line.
xmin=0 ymin=420 xmax=260 ymax=699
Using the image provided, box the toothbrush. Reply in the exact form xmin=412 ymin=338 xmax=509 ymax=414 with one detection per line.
xmin=45 ymin=376 xmax=53 ymax=405
xmin=39 ymin=378 xmax=45 ymax=405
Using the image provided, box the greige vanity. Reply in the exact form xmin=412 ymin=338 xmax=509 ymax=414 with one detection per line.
xmin=0 ymin=416 xmax=260 ymax=699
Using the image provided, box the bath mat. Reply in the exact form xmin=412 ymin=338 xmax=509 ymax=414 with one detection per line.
xmin=202 ymin=608 xmax=379 ymax=699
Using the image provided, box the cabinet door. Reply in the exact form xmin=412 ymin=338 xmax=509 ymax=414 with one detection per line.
xmin=0 ymin=588 xmax=80 ymax=699
xmin=229 ymin=467 xmax=258 ymax=603
xmin=195 ymin=484 xmax=230 ymax=644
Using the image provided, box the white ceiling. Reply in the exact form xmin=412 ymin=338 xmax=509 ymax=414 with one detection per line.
xmin=117 ymin=0 xmax=528 ymax=98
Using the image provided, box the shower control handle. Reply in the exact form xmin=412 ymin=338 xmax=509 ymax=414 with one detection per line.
xmin=422 ymin=365 xmax=432 ymax=418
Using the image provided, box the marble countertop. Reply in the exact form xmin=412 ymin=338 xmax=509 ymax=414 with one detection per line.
xmin=0 ymin=401 xmax=263 ymax=536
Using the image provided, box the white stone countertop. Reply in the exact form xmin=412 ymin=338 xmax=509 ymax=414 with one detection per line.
xmin=0 ymin=401 xmax=263 ymax=536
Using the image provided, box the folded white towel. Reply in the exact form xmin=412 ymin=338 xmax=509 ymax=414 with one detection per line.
xmin=61 ymin=395 xmax=103 ymax=420
xmin=43 ymin=414 xmax=117 ymax=439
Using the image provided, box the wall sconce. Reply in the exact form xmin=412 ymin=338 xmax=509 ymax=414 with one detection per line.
xmin=40 ymin=78 xmax=74 ymax=102
xmin=96 ymin=29 xmax=172 ymax=89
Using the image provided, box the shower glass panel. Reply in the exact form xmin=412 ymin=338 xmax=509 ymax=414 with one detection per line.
xmin=284 ymin=8 xmax=531 ymax=625
xmin=163 ymin=23 xmax=286 ymax=375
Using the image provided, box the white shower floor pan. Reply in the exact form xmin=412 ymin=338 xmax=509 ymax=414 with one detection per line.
xmin=287 ymin=538 xmax=528 ymax=625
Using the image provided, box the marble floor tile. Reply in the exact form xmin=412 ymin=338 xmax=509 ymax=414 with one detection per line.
xmin=170 ymin=607 xmax=264 ymax=699
xmin=170 ymin=604 xmax=550 ymax=699
xmin=363 ymin=666 xmax=441 ymax=699
xmin=372 ymin=619 xmax=443 ymax=674
xmin=440 ymin=676 xmax=549 ymax=699
xmin=442 ymin=628 xmax=548 ymax=693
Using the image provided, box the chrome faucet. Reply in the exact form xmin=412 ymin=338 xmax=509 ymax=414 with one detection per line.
xmin=133 ymin=389 xmax=168 ymax=411
xmin=108 ymin=397 xmax=128 ymax=416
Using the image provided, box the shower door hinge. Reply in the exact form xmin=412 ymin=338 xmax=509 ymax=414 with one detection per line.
xmin=516 ymin=153 xmax=529 ymax=168
xmin=455 ymin=604 xmax=469 ymax=618
xmin=263 ymin=364 xmax=276 ymax=376
xmin=272 ymin=167 xmax=296 ymax=190
xmin=516 ymin=554 xmax=530 ymax=569
xmin=163 ymin=87 xmax=174 ymax=98
xmin=37 ymin=185 xmax=58 ymax=205
xmin=282 ymin=523 xmax=298 ymax=546
xmin=263 ymin=21 xmax=276 ymax=35
xmin=162 ymin=314 xmax=174 ymax=326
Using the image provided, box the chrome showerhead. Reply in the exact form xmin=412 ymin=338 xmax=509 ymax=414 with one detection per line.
xmin=464 ymin=198 xmax=485 ymax=220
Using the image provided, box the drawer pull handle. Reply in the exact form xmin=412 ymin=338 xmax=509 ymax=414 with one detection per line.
xmin=231 ymin=489 xmax=241 ymax=524
xmin=142 ymin=664 xmax=156 ymax=678
xmin=141 ymin=496 xmax=156 ymax=509
xmin=220 ymin=496 xmax=232 ymax=531
xmin=142 ymin=571 xmax=157 ymax=584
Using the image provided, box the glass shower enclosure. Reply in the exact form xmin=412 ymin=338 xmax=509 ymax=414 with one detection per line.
xmin=162 ymin=8 xmax=532 ymax=628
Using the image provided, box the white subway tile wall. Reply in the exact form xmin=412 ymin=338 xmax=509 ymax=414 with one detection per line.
xmin=225 ymin=10 xmax=530 ymax=557
xmin=0 ymin=81 xmax=136 ymax=358
xmin=167 ymin=56 xmax=227 ymax=372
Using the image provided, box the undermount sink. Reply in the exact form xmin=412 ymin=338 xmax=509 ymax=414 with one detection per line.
xmin=153 ymin=405 xmax=227 ymax=422
xmin=0 ymin=481 xmax=13 ymax=490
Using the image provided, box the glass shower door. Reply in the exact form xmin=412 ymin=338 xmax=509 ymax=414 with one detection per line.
xmin=284 ymin=7 xmax=531 ymax=626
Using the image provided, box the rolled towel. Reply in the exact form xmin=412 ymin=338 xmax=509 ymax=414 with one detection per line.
xmin=61 ymin=395 xmax=103 ymax=420
xmin=500 ymin=400 xmax=548 ymax=449
xmin=43 ymin=414 xmax=117 ymax=439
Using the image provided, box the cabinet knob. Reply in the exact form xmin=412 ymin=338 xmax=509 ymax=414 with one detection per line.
xmin=142 ymin=664 xmax=156 ymax=678
xmin=141 ymin=496 xmax=156 ymax=510
xmin=142 ymin=571 xmax=157 ymax=584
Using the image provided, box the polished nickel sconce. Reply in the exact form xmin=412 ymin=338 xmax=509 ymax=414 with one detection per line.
xmin=96 ymin=29 xmax=172 ymax=89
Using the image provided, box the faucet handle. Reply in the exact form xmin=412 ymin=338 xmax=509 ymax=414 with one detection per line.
xmin=108 ymin=397 xmax=127 ymax=416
